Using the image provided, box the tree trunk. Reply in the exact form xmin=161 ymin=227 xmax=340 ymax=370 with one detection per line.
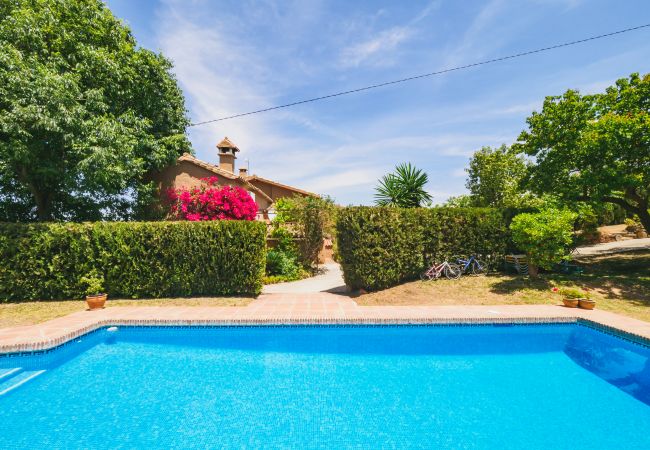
xmin=624 ymin=187 xmax=650 ymax=233
xmin=18 ymin=166 xmax=53 ymax=221
xmin=598 ymin=193 xmax=650 ymax=234
xmin=638 ymin=208 xmax=650 ymax=235
xmin=28 ymin=184 xmax=52 ymax=222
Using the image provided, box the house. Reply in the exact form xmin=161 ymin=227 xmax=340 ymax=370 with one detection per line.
xmin=152 ymin=137 xmax=316 ymax=220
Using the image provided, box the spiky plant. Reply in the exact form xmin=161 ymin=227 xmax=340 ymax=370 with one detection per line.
xmin=374 ymin=163 xmax=432 ymax=208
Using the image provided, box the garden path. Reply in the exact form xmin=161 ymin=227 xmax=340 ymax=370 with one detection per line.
xmin=262 ymin=263 xmax=347 ymax=294
xmin=577 ymin=238 xmax=650 ymax=256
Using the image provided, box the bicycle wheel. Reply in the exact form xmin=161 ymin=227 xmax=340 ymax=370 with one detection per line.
xmin=470 ymin=260 xmax=487 ymax=276
xmin=420 ymin=269 xmax=434 ymax=281
xmin=444 ymin=264 xmax=463 ymax=279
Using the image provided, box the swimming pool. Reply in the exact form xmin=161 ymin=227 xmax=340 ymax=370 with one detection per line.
xmin=1 ymin=323 xmax=649 ymax=449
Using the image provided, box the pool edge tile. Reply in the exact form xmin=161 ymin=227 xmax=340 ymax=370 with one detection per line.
xmin=2 ymin=301 xmax=650 ymax=355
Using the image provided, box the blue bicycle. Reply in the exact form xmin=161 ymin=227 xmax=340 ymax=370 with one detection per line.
xmin=453 ymin=255 xmax=487 ymax=276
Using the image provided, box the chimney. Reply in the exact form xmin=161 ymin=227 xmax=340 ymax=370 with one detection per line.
xmin=216 ymin=136 xmax=239 ymax=173
xmin=239 ymin=167 xmax=248 ymax=177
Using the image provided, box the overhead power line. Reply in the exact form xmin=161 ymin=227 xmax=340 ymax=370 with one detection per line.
xmin=189 ymin=23 xmax=650 ymax=127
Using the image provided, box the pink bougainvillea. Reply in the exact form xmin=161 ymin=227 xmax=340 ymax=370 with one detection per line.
xmin=166 ymin=176 xmax=258 ymax=221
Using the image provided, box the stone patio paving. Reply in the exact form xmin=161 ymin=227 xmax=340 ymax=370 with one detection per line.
xmin=2 ymin=291 xmax=650 ymax=354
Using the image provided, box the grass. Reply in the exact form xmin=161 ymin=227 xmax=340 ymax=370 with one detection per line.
xmin=357 ymin=250 xmax=650 ymax=323
xmin=0 ymin=297 xmax=253 ymax=328
xmin=3 ymin=250 xmax=649 ymax=328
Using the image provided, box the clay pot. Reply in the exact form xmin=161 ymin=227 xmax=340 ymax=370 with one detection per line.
xmin=86 ymin=294 xmax=107 ymax=310
xmin=562 ymin=298 xmax=580 ymax=308
xmin=578 ymin=299 xmax=596 ymax=310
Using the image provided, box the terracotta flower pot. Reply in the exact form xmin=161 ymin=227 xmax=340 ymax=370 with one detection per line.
xmin=86 ymin=294 xmax=107 ymax=310
xmin=579 ymin=299 xmax=596 ymax=310
xmin=562 ymin=298 xmax=579 ymax=308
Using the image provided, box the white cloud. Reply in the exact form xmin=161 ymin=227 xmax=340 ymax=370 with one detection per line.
xmin=495 ymin=101 xmax=543 ymax=115
xmin=144 ymin=0 xmax=645 ymax=206
xmin=302 ymin=168 xmax=384 ymax=193
xmin=155 ymin=0 xmax=345 ymax=181
xmin=339 ymin=27 xmax=413 ymax=68
xmin=452 ymin=167 xmax=467 ymax=178
xmin=438 ymin=0 xmax=506 ymax=69
xmin=338 ymin=1 xmax=441 ymax=68
xmin=528 ymin=0 xmax=584 ymax=10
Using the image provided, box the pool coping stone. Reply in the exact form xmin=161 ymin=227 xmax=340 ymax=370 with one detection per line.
xmin=2 ymin=295 xmax=650 ymax=354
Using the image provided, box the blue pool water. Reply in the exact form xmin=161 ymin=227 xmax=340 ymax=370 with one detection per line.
xmin=1 ymin=324 xmax=650 ymax=449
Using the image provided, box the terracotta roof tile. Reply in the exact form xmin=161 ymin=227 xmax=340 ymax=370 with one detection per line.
xmin=177 ymin=153 xmax=272 ymax=203
xmin=246 ymin=175 xmax=318 ymax=197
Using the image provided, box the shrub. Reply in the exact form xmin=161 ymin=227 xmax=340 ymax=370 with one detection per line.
xmin=79 ymin=270 xmax=105 ymax=296
xmin=509 ymin=208 xmax=577 ymax=270
xmin=336 ymin=207 xmax=511 ymax=291
xmin=0 ymin=221 xmax=266 ymax=300
xmin=263 ymin=274 xmax=302 ymax=285
xmin=273 ymin=196 xmax=337 ymax=268
xmin=265 ymin=226 xmax=303 ymax=278
xmin=166 ymin=177 xmax=257 ymax=221
xmin=264 ymin=226 xmax=311 ymax=283
xmin=624 ymin=217 xmax=643 ymax=232
xmin=419 ymin=207 xmax=512 ymax=260
xmin=266 ymin=249 xmax=301 ymax=278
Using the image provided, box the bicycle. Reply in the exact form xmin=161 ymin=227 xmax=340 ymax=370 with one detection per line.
xmin=420 ymin=260 xmax=462 ymax=281
xmin=453 ymin=255 xmax=487 ymax=275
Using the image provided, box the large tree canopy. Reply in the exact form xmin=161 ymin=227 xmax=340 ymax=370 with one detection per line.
xmin=465 ymin=145 xmax=530 ymax=208
xmin=0 ymin=0 xmax=191 ymax=221
xmin=514 ymin=73 xmax=650 ymax=231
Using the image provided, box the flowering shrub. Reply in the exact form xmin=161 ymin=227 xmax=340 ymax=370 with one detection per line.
xmin=166 ymin=177 xmax=257 ymax=221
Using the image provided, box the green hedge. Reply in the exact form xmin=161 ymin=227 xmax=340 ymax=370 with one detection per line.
xmin=336 ymin=207 xmax=512 ymax=291
xmin=0 ymin=221 xmax=266 ymax=300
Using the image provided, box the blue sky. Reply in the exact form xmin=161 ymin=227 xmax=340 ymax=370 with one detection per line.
xmin=105 ymin=0 xmax=650 ymax=205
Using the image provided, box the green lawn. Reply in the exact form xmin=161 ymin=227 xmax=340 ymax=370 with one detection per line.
xmin=0 ymin=297 xmax=253 ymax=328
xmin=3 ymin=250 xmax=649 ymax=328
xmin=357 ymin=250 xmax=650 ymax=323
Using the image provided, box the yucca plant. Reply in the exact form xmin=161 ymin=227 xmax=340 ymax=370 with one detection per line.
xmin=374 ymin=163 xmax=432 ymax=208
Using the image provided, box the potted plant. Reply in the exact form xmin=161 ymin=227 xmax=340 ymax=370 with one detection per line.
xmin=578 ymin=288 xmax=596 ymax=310
xmin=80 ymin=272 xmax=107 ymax=310
xmin=553 ymin=287 xmax=594 ymax=309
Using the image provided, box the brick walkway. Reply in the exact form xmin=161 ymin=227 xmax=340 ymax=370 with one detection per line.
xmin=2 ymin=292 xmax=650 ymax=354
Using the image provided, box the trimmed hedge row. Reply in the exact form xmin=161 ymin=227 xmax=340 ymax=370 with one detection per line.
xmin=0 ymin=221 xmax=266 ymax=301
xmin=336 ymin=207 xmax=512 ymax=291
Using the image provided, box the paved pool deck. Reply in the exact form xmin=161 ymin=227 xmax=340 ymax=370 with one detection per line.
xmin=2 ymin=292 xmax=650 ymax=354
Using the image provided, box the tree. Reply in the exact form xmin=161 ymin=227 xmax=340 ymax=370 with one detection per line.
xmin=274 ymin=195 xmax=337 ymax=268
xmin=510 ymin=208 xmax=577 ymax=277
xmin=374 ymin=163 xmax=432 ymax=208
xmin=0 ymin=0 xmax=191 ymax=221
xmin=514 ymin=73 xmax=650 ymax=232
xmin=465 ymin=145 xmax=530 ymax=208
xmin=443 ymin=195 xmax=474 ymax=208
xmin=165 ymin=177 xmax=257 ymax=221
